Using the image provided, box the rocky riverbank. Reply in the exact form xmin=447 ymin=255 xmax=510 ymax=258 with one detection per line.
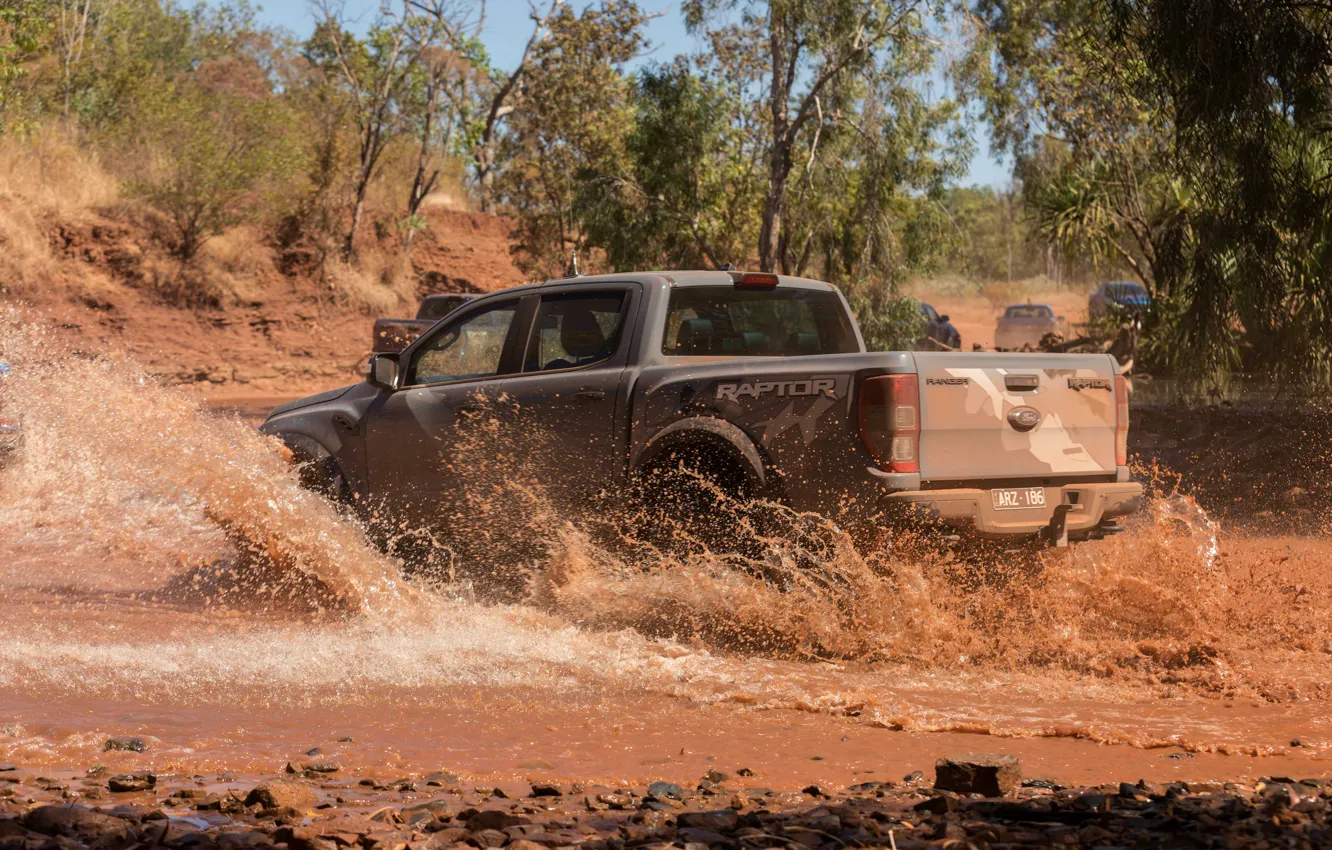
xmin=2 ymin=755 xmax=1329 ymax=850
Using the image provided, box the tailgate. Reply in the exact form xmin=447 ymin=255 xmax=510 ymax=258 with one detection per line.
xmin=912 ymin=352 xmax=1118 ymax=481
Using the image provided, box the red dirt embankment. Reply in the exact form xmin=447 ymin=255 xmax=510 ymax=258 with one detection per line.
xmin=3 ymin=207 xmax=524 ymax=398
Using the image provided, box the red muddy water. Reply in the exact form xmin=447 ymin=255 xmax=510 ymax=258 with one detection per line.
xmin=2 ymin=317 xmax=1331 ymax=792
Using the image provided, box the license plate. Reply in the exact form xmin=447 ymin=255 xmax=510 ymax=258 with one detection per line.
xmin=991 ymin=487 xmax=1047 ymax=511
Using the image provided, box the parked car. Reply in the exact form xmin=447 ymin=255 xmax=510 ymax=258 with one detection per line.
xmin=995 ymin=303 xmax=1069 ymax=350
xmin=372 ymin=293 xmax=477 ymax=354
xmin=918 ymin=302 xmax=961 ymax=350
xmin=1089 ymin=281 xmax=1151 ymax=319
xmin=264 ymin=271 xmax=1141 ymax=548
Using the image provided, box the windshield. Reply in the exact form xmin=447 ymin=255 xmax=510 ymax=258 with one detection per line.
xmin=1106 ymin=282 xmax=1149 ymax=301
xmin=1004 ymin=305 xmax=1053 ymax=319
xmin=663 ymin=287 xmax=859 ymax=357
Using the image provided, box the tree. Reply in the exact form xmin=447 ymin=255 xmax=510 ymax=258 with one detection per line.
xmin=580 ymin=60 xmax=756 ymax=270
xmin=0 ymin=0 xmax=52 ymax=131
xmin=468 ymin=0 xmax=565 ymax=212
xmin=968 ymin=0 xmax=1184 ymax=297
xmin=496 ymin=0 xmax=648 ymax=278
xmin=127 ymin=76 xmax=300 ymax=261
xmin=308 ymin=0 xmax=425 ymax=259
xmin=685 ymin=0 xmax=946 ymax=273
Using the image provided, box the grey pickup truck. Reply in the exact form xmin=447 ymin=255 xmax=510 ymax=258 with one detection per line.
xmin=372 ymin=293 xmax=476 ymax=354
xmin=262 ymin=271 xmax=1142 ymax=546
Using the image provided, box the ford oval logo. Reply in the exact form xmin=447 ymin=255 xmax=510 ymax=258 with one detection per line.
xmin=1007 ymin=406 xmax=1041 ymax=432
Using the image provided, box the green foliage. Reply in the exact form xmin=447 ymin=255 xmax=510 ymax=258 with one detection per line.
xmin=1101 ymin=0 xmax=1332 ymax=393
xmin=579 ymin=60 xmax=753 ymax=270
xmin=936 ymin=186 xmax=1046 ymax=282
xmin=497 ymin=0 xmax=649 ymax=278
xmin=0 ymin=0 xmax=50 ymax=131
xmin=847 ymin=285 xmax=925 ymax=352
xmin=125 ymin=77 xmax=302 ymax=260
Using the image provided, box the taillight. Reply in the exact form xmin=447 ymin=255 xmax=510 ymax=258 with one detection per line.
xmin=1114 ymin=374 xmax=1129 ymax=467
xmin=859 ymin=375 xmax=920 ymax=473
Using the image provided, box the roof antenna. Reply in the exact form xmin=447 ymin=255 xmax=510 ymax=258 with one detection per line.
xmin=566 ymin=249 xmax=582 ymax=278
xmin=718 ymin=262 xmax=735 ymax=271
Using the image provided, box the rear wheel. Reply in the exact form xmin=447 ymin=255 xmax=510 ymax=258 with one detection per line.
xmin=628 ymin=442 xmax=758 ymax=556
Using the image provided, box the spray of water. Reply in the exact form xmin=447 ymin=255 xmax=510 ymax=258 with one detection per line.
xmin=2 ymin=308 xmax=1330 ymax=745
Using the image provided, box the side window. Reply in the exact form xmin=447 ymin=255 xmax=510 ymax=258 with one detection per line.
xmin=523 ymin=291 xmax=628 ymax=372
xmin=409 ymin=301 xmax=518 ymax=385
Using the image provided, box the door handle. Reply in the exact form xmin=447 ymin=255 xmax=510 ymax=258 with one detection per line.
xmin=570 ymin=390 xmax=605 ymax=402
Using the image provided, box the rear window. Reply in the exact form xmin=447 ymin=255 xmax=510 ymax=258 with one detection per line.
xmin=1004 ymin=305 xmax=1053 ymax=319
xmin=418 ymin=295 xmax=470 ymax=319
xmin=663 ymin=287 xmax=859 ymax=357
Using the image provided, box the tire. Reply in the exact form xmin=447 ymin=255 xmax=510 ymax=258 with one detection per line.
xmin=628 ymin=443 xmax=758 ymax=557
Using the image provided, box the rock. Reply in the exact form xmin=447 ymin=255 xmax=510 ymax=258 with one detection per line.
xmin=676 ymin=811 xmax=738 ymax=832
xmin=23 ymin=805 xmax=131 ymax=840
xmin=104 ymin=737 xmax=148 ymax=753
xmin=646 ymin=781 xmax=684 ymax=801
xmin=595 ymin=793 xmax=632 ymax=810
xmin=508 ymin=842 xmax=547 ymax=850
xmin=703 ymin=769 xmax=730 ymax=784
xmin=934 ymin=754 xmax=1022 ymax=797
xmin=0 ymin=766 xmax=15 ymax=773
xmin=735 ymin=768 xmax=755 ymax=777
xmin=1021 ymin=778 xmax=1061 ymax=791
xmin=470 ymin=829 xmax=507 ymax=848
xmin=425 ymin=772 xmax=460 ymax=787
xmin=677 ymin=828 xmax=728 ymax=845
xmin=244 ymin=780 xmax=318 ymax=811
xmin=913 ymin=795 xmax=957 ymax=815
xmin=274 ymin=827 xmax=337 ymax=850
xmin=108 ymin=772 xmax=157 ymax=793
xmin=801 ymin=784 xmax=830 ymax=798
xmin=466 ymin=810 xmax=525 ymax=831
xmin=529 ymin=783 xmax=563 ymax=797
xmin=1117 ymin=782 xmax=1149 ymax=802
xmin=902 ymin=770 xmax=925 ymax=783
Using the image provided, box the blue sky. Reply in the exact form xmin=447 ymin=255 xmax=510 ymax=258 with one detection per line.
xmin=253 ymin=0 xmax=1009 ymax=187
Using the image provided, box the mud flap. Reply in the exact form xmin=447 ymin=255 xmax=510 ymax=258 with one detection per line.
xmin=1043 ymin=504 xmax=1073 ymax=548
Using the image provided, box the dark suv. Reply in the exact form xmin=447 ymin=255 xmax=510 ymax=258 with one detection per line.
xmin=919 ymin=302 xmax=961 ymax=350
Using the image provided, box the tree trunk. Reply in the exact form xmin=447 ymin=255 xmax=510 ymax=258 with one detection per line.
xmin=345 ymin=188 xmax=366 ymax=260
xmin=476 ymin=138 xmax=497 ymax=213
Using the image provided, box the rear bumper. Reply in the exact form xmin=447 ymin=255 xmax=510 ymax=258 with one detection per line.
xmin=881 ymin=479 xmax=1144 ymax=538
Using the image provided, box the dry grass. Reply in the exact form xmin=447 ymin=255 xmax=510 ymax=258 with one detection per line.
xmin=0 ymin=126 xmax=120 ymax=214
xmin=321 ymin=250 xmax=417 ymax=314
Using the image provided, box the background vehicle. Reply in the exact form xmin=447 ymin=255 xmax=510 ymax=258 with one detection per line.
xmin=265 ymin=271 xmax=1141 ymax=549
xmin=918 ymin=302 xmax=961 ymax=350
xmin=994 ymin=303 xmax=1069 ymax=350
xmin=1089 ymin=281 xmax=1151 ymax=319
xmin=372 ymin=293 xmax=476 ymax=354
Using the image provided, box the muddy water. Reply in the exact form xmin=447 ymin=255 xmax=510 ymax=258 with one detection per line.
xmin=2 ymin=318 xmax=1332 ymax=791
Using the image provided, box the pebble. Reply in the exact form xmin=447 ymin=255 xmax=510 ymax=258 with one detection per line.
xmin=103 ymin=737 xmax=147 ymax=753
xmin=3 ymin=766 xmax=1330 ymax=850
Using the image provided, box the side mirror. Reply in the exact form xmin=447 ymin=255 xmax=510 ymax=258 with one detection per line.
xmin=939 ymin=314 xmax=951 ymax=323
xmin=368 ymin=352 xmax=399 ymax=390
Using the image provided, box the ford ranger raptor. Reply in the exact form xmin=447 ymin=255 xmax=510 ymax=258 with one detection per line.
xmin=261 ymin=271 xmax=1142 ymax=547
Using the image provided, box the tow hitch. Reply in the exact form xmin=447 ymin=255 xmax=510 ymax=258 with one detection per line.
xmin=1043 ymin=504 xmax=1073 ymax=547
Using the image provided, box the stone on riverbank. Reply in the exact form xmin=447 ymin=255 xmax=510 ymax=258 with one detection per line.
xmin=934 ymin=753 xmax=1022 ymax=796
